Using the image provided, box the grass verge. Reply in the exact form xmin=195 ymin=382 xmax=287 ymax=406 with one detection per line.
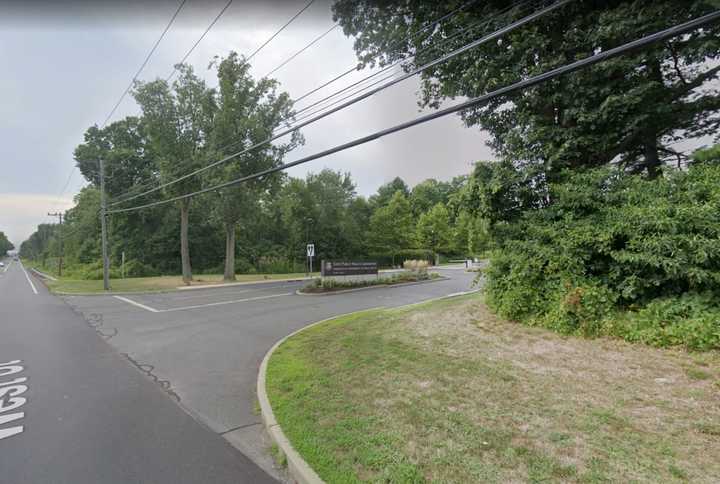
xmin=34 ymin=272 xmax=313 ymax=294
xmin=266 ymin=293 xmax=720 ymax=483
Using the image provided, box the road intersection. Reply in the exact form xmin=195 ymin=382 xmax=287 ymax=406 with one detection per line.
xmin=1 ymin=260 xmax=476 ymax=482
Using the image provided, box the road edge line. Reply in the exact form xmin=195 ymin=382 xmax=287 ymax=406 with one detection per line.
xmin=19 ymin=262 xmax=38 ymax=295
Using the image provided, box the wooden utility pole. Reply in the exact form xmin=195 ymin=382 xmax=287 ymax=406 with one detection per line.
xmin=99 ymin=158 xmax=110 ymax=291
xmin=47 ymin=211 xmax=63 ymax=276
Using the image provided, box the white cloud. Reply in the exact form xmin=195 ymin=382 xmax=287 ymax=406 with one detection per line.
xmin=0 ymin=194 xmax=74 ymax=246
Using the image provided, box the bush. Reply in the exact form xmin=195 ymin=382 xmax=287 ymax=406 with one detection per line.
xmin=484 ymin=163 xmax=720 ymax=350
xmin=121 ymin=260 xmax=158 ymax=278
xmin=403 ymin=259 xmax=429 ymax=274
xmin=369 ymin=249 xmax=434 ymax=268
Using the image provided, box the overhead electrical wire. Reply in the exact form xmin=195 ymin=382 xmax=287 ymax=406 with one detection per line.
xmin=109 ymin=0 xmax=566 ymax=207
xmin=108 ymin=0 xmax=504 ymax=205
xmin=285 ymin=1 xmax=531 ymax=127
xmin=108 ymin=0 xmax=496 ymax=203
xmin=106 ymin=9 xmax=720 ymax=214
xmin=289 ymin=0 xmax=484 ymax=108
xmin=166 ymin=0 xmax=234 ymax=82
xmin=53 ymin=0 xmax=187 ymax=211
xmin=223 ymin=1 xmax=524 ymax=155
xmin=263 ymin=24 xmax=340 ymax=79
xmin=247 ymin=0 xmax=316 ymax=62
xmin=107 ymin=0 xmax=321 ymax=204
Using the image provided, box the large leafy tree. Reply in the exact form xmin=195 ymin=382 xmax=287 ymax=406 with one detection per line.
xmin=207 ymin=52 xmax=301 ymax=281
xmin=332 ymin=0 xmax=720 ymax=178
xmin=369 ymin=176 xmax=410 ymax=208
xmin=368 ymin=190 xmax=414 ymax=264
xmin=0 ymin=231 xmax=13 ymax=256
xmin=416 ymin=202 xmax=451 ymax=260
xmin=133 ymin=65 xmax=217 ymax=283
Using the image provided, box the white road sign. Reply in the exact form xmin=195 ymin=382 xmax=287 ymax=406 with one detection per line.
xmin=306 ymin=244 xmax=315 ymax=257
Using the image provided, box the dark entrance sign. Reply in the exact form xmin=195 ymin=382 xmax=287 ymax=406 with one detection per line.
xmin=321 ymin=260 xmax=378 ymax=277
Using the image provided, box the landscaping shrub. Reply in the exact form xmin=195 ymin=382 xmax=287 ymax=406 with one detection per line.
xmin=484 ymin=163 xmax=720 ymax=350
xmin=403 ymin=259 xmax=429 ymax=274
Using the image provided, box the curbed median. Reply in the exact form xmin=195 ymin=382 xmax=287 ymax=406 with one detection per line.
xmin=256 ymin=308 xmax=384 ymax=484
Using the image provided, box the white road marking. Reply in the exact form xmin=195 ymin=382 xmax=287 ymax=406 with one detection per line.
xmin=162 ymin=292 xmax=294 ymax=312
xmin=0 ymin=360 xmax=27 ymax=441
xmin=19 ymin=263 xmax=38 ymax=295
xmin=113 ymin=292 xmax=294 ymax=313
xmin=114 ymin=296 xmax=160 ymax=313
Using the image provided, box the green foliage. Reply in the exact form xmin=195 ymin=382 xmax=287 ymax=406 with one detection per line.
xmin=368 ymin=191 xmax=415 ymax=262
xmin=0 ymin=231 xmax=14 ymax=256
xmin=416 ymin=202 xmax=451 ymax=255
xmin=484 ymin=163 xmax=720 ymax=350
xmin=332 ymin=0 xmax=720 ymax=177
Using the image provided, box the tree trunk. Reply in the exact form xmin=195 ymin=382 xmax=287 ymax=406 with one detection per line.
xmin=180 ymin=199 xmax=192 ymax=285
xmin=223 ymin=222 xmax=236 ymax=282
xmin=644 ymin=134 xmax=661 ymax=180
xmin=644 ymin=58 xmax=663 ymax=180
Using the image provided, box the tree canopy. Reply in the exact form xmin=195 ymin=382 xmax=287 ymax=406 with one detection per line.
xmin=332 ymin=0 xmax=720 ymax=178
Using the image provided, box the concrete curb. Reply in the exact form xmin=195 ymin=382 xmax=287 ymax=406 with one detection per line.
xmin=257 ymin=307 xmax=383 ymax=484
xmin=295 ymin=275 xmax=449 ymax=296
xmin=49 ymin=277 xmax=310 ymax=297
xmin=29 ymin=268 xmax=58 ymax=281
xmin=256 ymin=289 xmax=482 ymax=484
xmin=176 ymin=277 xmax=311 ymax=291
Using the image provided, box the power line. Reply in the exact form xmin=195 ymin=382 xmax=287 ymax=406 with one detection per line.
xmin=54 ymin=0 xmax=187 ymax=211
xmin=107 ymin=9 xmax=720 ymax=214
xmin=105 ymin=0 xmax=188 ymax=126
xmin=107 ymin=0 xmax=319 ymax=205
xmin=167 ymin=0 xmax=234 ymax=82
xmin=247 ymin=0 xmax=316 ymax=62
xmin=289 ymin=0 xmax=485 ymax=108
xmin=108 ymin=0 xmax=501 ymax=204
xmin=286 ymin=1 xmax=529 ymax=126
xmin=263 ymin=24 xmax=339 ymax=79
xmin=109 ymin=0 xmax=564 ymax=207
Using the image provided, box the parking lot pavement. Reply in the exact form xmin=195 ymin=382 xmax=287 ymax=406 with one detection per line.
xmin=63 ymin=268 xmax=478 ymax=475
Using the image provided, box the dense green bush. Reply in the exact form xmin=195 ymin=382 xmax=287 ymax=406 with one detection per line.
xmin=484 ymin=163 xmax=720 ymax=350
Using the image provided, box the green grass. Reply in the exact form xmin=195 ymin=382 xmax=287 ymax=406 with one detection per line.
xmin=33 ymin=271 xmax=314 ymax=294
xmin=266 ymin=294 xmax=720 ymax=483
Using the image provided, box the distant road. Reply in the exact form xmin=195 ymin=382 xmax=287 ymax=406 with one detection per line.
xmin=0 ymin=261 xmax=275 ymax=483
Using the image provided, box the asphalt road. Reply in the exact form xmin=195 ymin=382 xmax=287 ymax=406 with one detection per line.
xmin=0 ymin=259 xmax=275 ymax=484
xmin=64 ymin=268 xmax=477 ymax=476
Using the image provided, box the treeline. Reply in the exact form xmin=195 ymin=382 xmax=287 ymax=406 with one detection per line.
xmin=21 ymin=50 xmax=492 ymax=281
xmin=0 ymin=231 xmax=13 ymax=256
xmin=20 ymin=170 xmax=487 ymax=279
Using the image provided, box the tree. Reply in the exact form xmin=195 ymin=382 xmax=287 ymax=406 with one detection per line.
xmin=133 ymin=65 xmax=217 ymax=284
xmin=408 ymin=178 xmax=453 ymax=217
xmin=416 ymin=202 xmax=451 ymax=261
xmin=368 ymin=190 xmax=414 ymax=265
xmin=332 ymin=1 xmax=720 ymax=178
xmin=0 ymin=232 xmax=13 ymax=256
xmin=207 ymin=52 xmax=300 ymax=281
xmin=369 ymin=176 xmax=410 ymax=208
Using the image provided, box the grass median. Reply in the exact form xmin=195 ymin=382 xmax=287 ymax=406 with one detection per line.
xmin=34 ymin=272 xmax=312 ymax=294
xmin=266 ymin=293 xmax=720 ymax=483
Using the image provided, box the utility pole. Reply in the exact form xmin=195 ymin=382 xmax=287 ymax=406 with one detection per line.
xmin=99 ymin=159 xmax=110 ymax=291
xmin=47 ymin=212 xmax=63 ymax=276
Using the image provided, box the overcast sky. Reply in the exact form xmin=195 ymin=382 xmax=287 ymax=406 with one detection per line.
xmin=0 ymin=0 xmax=499 ymax=246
